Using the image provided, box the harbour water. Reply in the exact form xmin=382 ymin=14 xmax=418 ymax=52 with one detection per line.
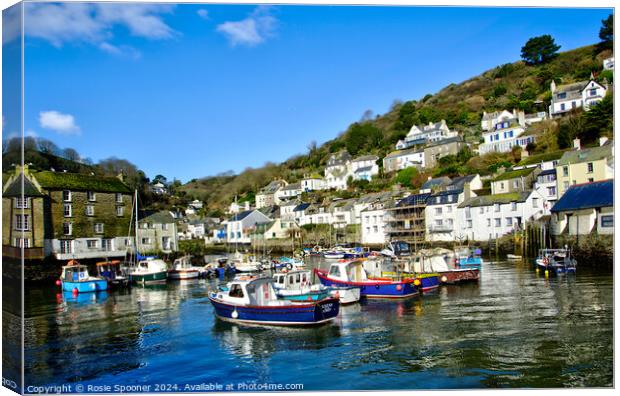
xmin=21 ymin=258 xmax=612 ymax=390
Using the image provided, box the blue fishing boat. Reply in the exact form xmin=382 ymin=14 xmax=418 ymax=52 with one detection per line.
xmin=455 ymin=247 xmax=483 ymax=269
xmin=535 ymin=248 xmax=577 ymax=274
xmin=315 ymin=260 xmax=419 ymax=298
xmin=59 ymin=260 xmax=108 ymax=293
xmin=209 ymin=277 xmax=340 ymax=326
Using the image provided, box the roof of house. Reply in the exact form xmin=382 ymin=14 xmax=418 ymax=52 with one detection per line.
xmin=557 ymin=144 xmax=613 ymax=166
xmin=551 ymin=180 xmax=613 ymax=212
xmin=252 ymin=221 xmax=277 ymax=234
xmin=517 ymin=150 xmax=566 ymax=166
xmin=260 ymin=180 xmax=286 ymax=194
xmin=3 ymin=174 xmax=45 ymax=197
xmin=424 ymin=135 xmax=463 ymax=149
xmin=448 ymin=174 xmax=477 ymax=190
xmin=327 ymin=150 xmax=352 ymax=166
xmin=421 ymin=177 xmax=452 ymax=190
xmin=258 ymin=205 xmax=280 ymax=218
xmin=395 ymin=193 xmax=431 ymax=208
xmin=228 ymin=210 xmax=254 ymax=222
xmin=352 ymin=154 xmax=379 ymax=162
xmin=538 ymin=169 xmax=556 ymax=177
xmin=459 ymin=191 xmax=530 ymax=208
xmin=492 ymin=167 xmax=536 ymax=182
xmin=384 ymin=147 xmax=424 ymax=159
xmin=139 ymin=210 xmax=175 ymax=224
xmin=280 ymin=182 xmax=301 ymax=191
xmin=354 ymin=165 xmax=374 ymax=174
xmin=293 ymin=202 xmax=311 ymax=212
xmin=32 ymin=171 xmax=132 ymax=193
xmin=426 ymin=189 xmax=463 ymax=206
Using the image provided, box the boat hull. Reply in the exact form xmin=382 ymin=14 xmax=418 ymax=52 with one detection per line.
xmin=62 ymin=279 xmax=108 ymax=293
xmin=129 ymin=271 xmax=168 ymax=284
xmin=437 ymin=269 xmax=480 ymax=284
xmin=315 ymin=269 xmax=418 ymax=298
xmin=416 ymin=273 xmax=440 ymax=292
xmin=330 ymin=286 xmax=361 ymax=304
xmin=168 ymin=269 xmax=200 ymax=280
xmin=458 ymin=257 xmax=482 ymax=270
xmin=208 ymin=297 xmax=340 ymax=326
xmin=534 ymin=259 xmax=576 ymax=274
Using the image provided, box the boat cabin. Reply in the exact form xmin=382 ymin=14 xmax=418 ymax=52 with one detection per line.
xmin=133 ymin=259 xmax=168 ymax=273
xmin=61 ymin=261 xmax=91 ymax=282
xmin=172 ymin=255 xmax=192 ymax=270
xmin=220 ymin=277 xmax=279 ymax=306
xmin=327 ymin=261 xmax=368 ymax=282
xmin=404 ymin=250 xmax=451 ymax=273
xmin=96 ymin=260 xmax=124 ymax=279
xmin=273 ymin=270 xmax=313 ymax=290
xmin=382 ymin=240 xmax=411 ymax=257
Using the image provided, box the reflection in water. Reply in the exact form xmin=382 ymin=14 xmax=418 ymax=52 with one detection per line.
xmin=22 ymin=259 xmax=612 ymax=389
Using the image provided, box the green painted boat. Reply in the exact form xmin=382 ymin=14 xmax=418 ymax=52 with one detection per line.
xmin=128 ymin=259 xmax=168 ymax=284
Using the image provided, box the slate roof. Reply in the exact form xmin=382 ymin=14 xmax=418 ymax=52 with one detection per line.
xmin=557 ymin=144 xmax=613 ymax=166
xmin=458 ymin=191 xmax=530 ymax=208
xmin=394 ymin=193 xmax=431 ymax=208
xmin=551 ymin=180 xmax=613 ymax=212
xmin=280 ymin=182 xmax=301 ymax=191
xmin=448 ymin=175 xmax=477 ymax=190
xmin=421 ymin=177 xmax=452 ymax=190
xmin=354 ymin=165 xmax=374 ymax=173
xmin=384 ymin=147 xmax=424 ymax=159
xmin=538 ymin=169 xmax=556 ymax=177
xmin=260 ymin=180 xmax=286 ymax=194
xmin=426 ymin=189 xmax=463 ymax=206
xmin=293 ymin=202 xmax=311 ymax=212
xmin=352 ymin=154 xmax=379 ymax=162
xmin=139 ymin=210 xmax=175 ymax=224
xmin=3 ymin=174 xmax=45 ymax=197
xmin=425 ymin=136 xmax=463 ymax=149
xmin=517 ymin=150 xmax=566 ymax=166
xmin=32 ymin=171 xmax=132 ymax=193
xmin=228 ymin=210 xmax=254 ymax=222
xmin=493 ymin=167 xmax=536 ymax=182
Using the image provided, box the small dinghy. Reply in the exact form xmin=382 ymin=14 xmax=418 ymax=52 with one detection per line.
xmin=506 ymin=254 xmax=522 ymax=260
xmin=535 ymin=248 xmax=577 ymax=274
xmin=209 ymin=277 xmax=340 ymax=326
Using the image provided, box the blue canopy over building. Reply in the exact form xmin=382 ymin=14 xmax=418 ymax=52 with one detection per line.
xmin=550 ymin=179 xmax=613 ymax=213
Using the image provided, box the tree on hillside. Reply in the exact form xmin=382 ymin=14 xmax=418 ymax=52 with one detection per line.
xmin=37 ymin=138 xmax=60 ymax=155
xmin=153 ymin=174 xmax=168 ymax=185
xmin=62 ymin=147 xmax=80 ymax=161
xmin=599 ymin=14 xmax=613 ymax=50
xmin=521 ymin=35 xmax=561 ymax=65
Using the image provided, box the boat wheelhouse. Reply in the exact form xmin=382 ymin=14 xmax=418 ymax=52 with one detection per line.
xmin=315 ymin=260 xmax=419 ymax=298
xmin=60 ymin=260 xmax=108 ymax=293
xmin=168 ymin=255 xmax=201 ymax=280
xmin=96 ymin=260 xmax=129 ymax=288
xmin=209 ymin=277 xmax=340 ymax=326
xmin=272 ymin=270 xmax=331 ymax=301
xmin=407 ymin=248 xmax=478 ymax=285
xmin=128 ymin=258 xmax=168 ymax=284
xmin=455 ymin=246 xmax=483 ymax=269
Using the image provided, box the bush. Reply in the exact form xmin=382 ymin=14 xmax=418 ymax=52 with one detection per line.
xmin=395 ymin=167 xmax=419 ymax=188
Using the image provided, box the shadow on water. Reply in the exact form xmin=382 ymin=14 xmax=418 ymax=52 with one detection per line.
xmin=20 ymin=258 xmax=613 ymax=389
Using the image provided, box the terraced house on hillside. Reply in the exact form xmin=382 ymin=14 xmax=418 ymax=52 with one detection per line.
xmin=2 ymin=165 xmax=133 ymax=261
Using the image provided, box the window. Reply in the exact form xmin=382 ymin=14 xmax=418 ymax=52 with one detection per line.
xmin=558 ymin=92 xmax=566 ymax=99
xmin=563 ymin=166 xmax=569 ymax=177
xmin=447 ymin=206 xmax=452 ymax=213
xmin=229 ymin=284 xmax=245 ymax=298
xmin=63 ymin=222 xmax=72 ymax=235
xmin=447 ymin=219 xmax=453 ymax=226
xmin=116 ymin=193 xmax=123 ymax=203
xmin=102 ymin=239 xmax=113 ymax=251
xmin=563 ymin=181 xmax=569 ymax=190
xmin=466 ymin=220 xmax=472 ymax=228
xmin=60 ymin=240 xmax=73 ymax=254
xmin=15 ymin=238 xmax=30 ymax=248
xmin=141 ymin=237 xmax=151 ymax=244
xmin=329 ymin=265 xmax=341 ymax=277
xmin=601 ymin=215 xmax=613 ymax=228
xmin=86 ymin=205 xmax=95 ymax=216
xmin=63 ymin=204 xmax=72 ymax=217
xmin=589 ymin=88 xmax=597 ymax=96
xmin=366 ymin=226 xmax=371 ymax=234
xmin=435 ymin=219 xmax=443 ymax=226
xmin=62 ymin=190 xmax=71 ymax=202
xmin=495 ymin=218 xmax=501 ymax=227
xmin=500 ymin=182 xmax=505 ymax=190
xmin=511 ymin=202 xmax=517 ymax=211
xmin=87 ymin=191 xmax=96 ymax=201
xmin=506 ymin=217 xmax=513 ymax=226
xmin=116 ymin=206 xmax=124 ymax=216
xmin=435 ymin=207 xmax=442 ymax=215
xmin=571 ymin=101 xmax=576 ymax=109
xmin=587 ymin=162 xmax=593 ymax=173
xmin=373 ymin=225 xmax=378 ymax=233
xmin=560 ymin=103 xmax=566 ymax=111
xmin=494 ymin=204 xmax=500 ymax=212
xmin=15 ymin=197 xmax=29 ymax=208
xmin=587 ymin=178 xmax=594 ymax=183
xmin=487 ymin=218 xmax=491 ymax=227
xmin=513 ymin=180 xmax=519 ymax=189
xmin=532 ymin=198 xmax=539 ymax=208
xmin=86 ymin=240 xmax=98 ymax=249
xmin=94 ymin=223 xmax=104 ymax=233
xmin=479 ymin=208 xmax=484 ymax=214
xmin=15 ymin=214 xmax=29 ymax=230
xmin=162 ymin=237 xmax=171 ymax=249
xmin=162 ymin=223 xmax=169 ymax=231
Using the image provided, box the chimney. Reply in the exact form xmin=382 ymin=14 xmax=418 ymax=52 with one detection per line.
xmin=599 ymin=137 xmax=608 ymax=146
xmin=573 ymin=138 xmax=581 ymax=150
xmin=518 ymin=110 xmax=525 ymax=127
xmin=550 ymin=80 xmax=556 ymax=93
xmin=463 ymin=182 xmax=472 ymax=200
xmin=117 ymin=171 xmax=125 ymax=182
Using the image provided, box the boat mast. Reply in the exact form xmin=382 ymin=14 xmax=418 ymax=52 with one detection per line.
xmin=134 ymin=189 xmax=139 ymax=263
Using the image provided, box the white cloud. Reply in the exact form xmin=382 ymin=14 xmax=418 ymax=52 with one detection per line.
xmin=2 ymin=5 xmax=22 ymax=45
xmin=39 ymin=111 xmax=81 ymax=135
xmin=99 ymin=42 xmax=142 ymax=59
xmin=20 ymin=3 xmax=175 ymax=50
xmin=216 ymin=6 xmax=277 ymax=47
xmin=197 ymin=9 xmax=209 ymax=20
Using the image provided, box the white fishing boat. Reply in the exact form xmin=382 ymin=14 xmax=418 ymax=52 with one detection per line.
xmin=229 ymin=251 xmax=264 ymax=273
xmin=168 ymin=255 xmax=201 ymax=280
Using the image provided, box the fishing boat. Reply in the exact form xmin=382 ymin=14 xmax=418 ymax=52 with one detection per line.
xmin=168 ymin=255 xmax=200 ymax=280
xmin=127 ymin=258 xmax=168 ymax=284
xmin=272 ymin=270 xmax=331 ymax=301
xmin=535 ymin=248 xmax=577 ymax=274
xmin=209 ymin=277 xmax=340 ymax=326
xmin=315 ymin=260 xmax=419 ymax=298
xmin=380 ymin=240 xmax=413 ymax=258
xmin=95 ymin=260 xmax=129 ymax=288
xmin=401 ymin=248 xmax=479 ymax=285
xmin=229 ymin=251 xmax=264 ymax=273
xmin=323 ymin=250 xmax=345 ymax=260
xmin=273 ymin=256 xmax=305 ymax=270
xmin=59 ymin=260 xmax=108 ymax=293
xmin=455 ymin=246 xmax=483 ymax=269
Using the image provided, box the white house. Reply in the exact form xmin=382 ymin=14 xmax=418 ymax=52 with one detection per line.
xmin=225 ymin=209 xmax=272 ymax=244
xmin=298 ymin=204 xmax=333 ymax=226
xmin=549 ymin=78 xmax=608 ymax=118
xmin=228 ymin=200 xmax=251 ymax=214
xmin=350 ymin=155 xmax=379 ymax=181
xmin=330 ymin=199 xmax=356 ymax=228
xmin=383 ymin=148 xmax=425 ymax=173
xmin=256 ymin=180 xmax=287 ymax=208
xmin=137 ymin=211 xmax=179 ymax=253
xmin=550 ymin=179 xmax=613 ymax=236
xmin=396 ymin=120 xmax=458 ymax=149
xmin=275 ymin=182 xmax=302 ymax=201
xmin=324 ymin=151 xmax=352 ymax=190
xmin=292 ymin=202 xmax=311 ymax=224
xmin=280 ymin=199 xmax=299 ymax=222
xmin=360 ymin=202 xmax=389 ymax=245
xmin=479 ymin=111 xmax=533 ymax=154
xmin=301 ymin=176 xmax=326 ymax=192
xmin=481 ymin=109 xmax=521 ymax=131
xmin=456 ymin=190 xmax=549 ymax=241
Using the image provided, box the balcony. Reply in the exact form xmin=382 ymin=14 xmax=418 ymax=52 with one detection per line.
xmin=428 ymin=224 xmax=453 ymax=233
xmin=2 ymin=245 xmax=45 ymax=260
xmin=55 ymin=248 xmax=126 ymax=261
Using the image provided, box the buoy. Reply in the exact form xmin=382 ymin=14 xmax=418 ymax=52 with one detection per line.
xmin=441 ymin=276 xmax=448 ymax=283
xmin=55 ymin=279 xmax=61 ymax=286
xmin=72 ymin=287 xmax=79 ymax=295
xmin=307 ymin=296 xmax=313 ymax=301
xmin=544 ymin=270 xmax=549 ymax=277
xmin=231 ymin=310 xmax=239 ymax=319
xmin=396 ymin=285 xmax=402 ymax=291
xmin=413 ymin=279 xmax=421 ymax=286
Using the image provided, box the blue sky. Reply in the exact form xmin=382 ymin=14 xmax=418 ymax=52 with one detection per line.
xmin=4 ymin=4 xmax=612 ymax=182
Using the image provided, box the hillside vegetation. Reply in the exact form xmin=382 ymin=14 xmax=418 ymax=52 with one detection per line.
xmin=180 ymin=43 xmax=614 ymax=213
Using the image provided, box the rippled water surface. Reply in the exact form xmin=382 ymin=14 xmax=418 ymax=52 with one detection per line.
xmin=22 ymin=258 xmax=613 ymax=390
